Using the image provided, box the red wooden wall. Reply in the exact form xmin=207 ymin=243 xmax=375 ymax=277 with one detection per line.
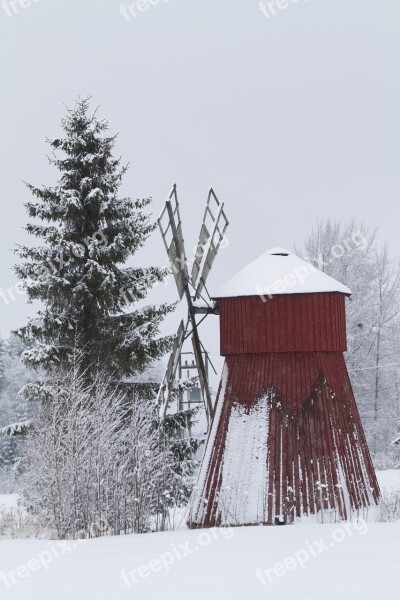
xmin=218 ymin=292 xmax=347 ymax=355
xmin=189 ymin=352 xmax=380 ymax=527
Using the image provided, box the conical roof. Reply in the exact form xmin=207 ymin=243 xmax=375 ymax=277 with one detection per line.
xmin=213 ymin=247 xmax=351 ymax=298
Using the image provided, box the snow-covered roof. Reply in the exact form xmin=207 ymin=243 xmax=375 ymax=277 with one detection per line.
xmin=212 ymin=247 xmax=352 ymax=298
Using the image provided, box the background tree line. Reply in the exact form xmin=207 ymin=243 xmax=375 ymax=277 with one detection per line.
xmin=298 ymin=220 xmax=400 ymax=467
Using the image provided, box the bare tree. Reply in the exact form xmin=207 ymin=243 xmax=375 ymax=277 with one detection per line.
xmin=297 ymin=220 xmax=400 ymax=462
xmin=18 ymin=362 xmax=178 ymax=538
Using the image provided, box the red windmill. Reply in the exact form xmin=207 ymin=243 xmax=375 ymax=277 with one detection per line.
xmin=189 ymin=247 xmax=380 ymax=526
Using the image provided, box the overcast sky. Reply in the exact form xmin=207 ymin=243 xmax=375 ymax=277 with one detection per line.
xmin=1 ymin=0 xmax=400 ymax=380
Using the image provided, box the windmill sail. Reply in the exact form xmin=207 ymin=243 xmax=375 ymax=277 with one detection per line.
xmin=157 ymin=319 xmax=187 ymax=417
xmin=191 ymin=335 xmax=212 ymax=422
xmin=157 ymin=184 xmax=229 ymax=424
xmin=191 ymin=189 xmax=229 ymax=300
xmin=158 ymin=185 xmax=188 ymax=299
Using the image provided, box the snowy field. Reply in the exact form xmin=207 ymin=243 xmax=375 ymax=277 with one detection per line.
xmin=0 ymin=470 xmax=399 ymax=600
xmin=0 ymin=521 xmax=399 ymax=599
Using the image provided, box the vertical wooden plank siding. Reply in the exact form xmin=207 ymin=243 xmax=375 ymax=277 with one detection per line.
xmin=188 ymin=291 xmax=380 ymax=529
xmin=219 ymin=293 xmax=347 ymax=355
xmin=189 ymin=352 xmax=380 ymax=528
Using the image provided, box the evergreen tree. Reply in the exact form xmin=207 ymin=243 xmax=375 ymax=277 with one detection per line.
xmin=14 ymin=98 xmax=174 ymax=380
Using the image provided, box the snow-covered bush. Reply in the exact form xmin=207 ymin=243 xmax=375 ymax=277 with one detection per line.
xmin=0 ymin=500 xmax=44 ymax=539
xmin=376 ymin=490 xmax=400 ymax=522
xmin=18 ymin=364 xmax=181 ymax=538
xmin=0 ymin=468 xmax=14 ymax=494
xmin=373 ymin=448 xmax=400 ymax=471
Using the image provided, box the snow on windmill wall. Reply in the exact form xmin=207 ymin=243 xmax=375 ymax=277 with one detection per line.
xmin=190 ymin=355 xmax=379 ymax=526
xmin=215 ymin=392 xmax=270 ymax=525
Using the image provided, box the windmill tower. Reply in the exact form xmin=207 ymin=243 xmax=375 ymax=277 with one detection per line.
xmin=157 ymin=185 xmax=229 ymax=423
xmin=189 ymin=247 xmax=380 ymax=527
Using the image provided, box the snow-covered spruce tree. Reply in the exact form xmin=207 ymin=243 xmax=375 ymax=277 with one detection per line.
xmin=151 ymin=378 xmax=204 ymax=528
xmin=161 ymin=409 xmax=203 ymax=512
xmin=14 ymin=97 xmax=174 ymax=380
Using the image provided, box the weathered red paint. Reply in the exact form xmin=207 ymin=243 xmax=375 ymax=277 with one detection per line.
xmin=219 ymin=293 xmax=347 ymax=355
xmin=189 ymin=292 xmax=380 ymax=528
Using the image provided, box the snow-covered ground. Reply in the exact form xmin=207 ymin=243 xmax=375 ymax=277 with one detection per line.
xmin=0 ymin=471 xmax=399 ymax=600
xmin=0 ymin=521 xmax=399 ymax=599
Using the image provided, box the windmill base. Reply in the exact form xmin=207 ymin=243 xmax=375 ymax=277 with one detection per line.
xmin=189 ymin=352 xmax=380 ymax=528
